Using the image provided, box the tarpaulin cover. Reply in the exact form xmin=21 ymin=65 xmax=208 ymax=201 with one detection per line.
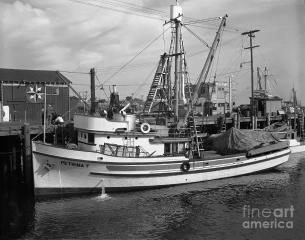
xmin=209 ymin=128 xmax=279 ymax=155
xmin=264 ymin=122 xmax=289 ymax=132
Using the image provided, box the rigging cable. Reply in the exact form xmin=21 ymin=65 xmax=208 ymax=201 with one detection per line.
xmin=95 ymin=72 xmax=109 ymax=99
xmin=68 ymin=0 xmax=222 ymax=26
xmin=163 ymin=24 xmax=166 ymax=53
xmin=96 ymin=61 xmax=155 ymax=73
xmin=185 ymin=23 xmax=239 ymax=33
xmin=214 ymin=35 xmax=244 ymax=79
xmin=97 ymin=0 xmax=168 ymax=18
xmin=68 ymin=0 xmax=165 ymax=21
xmin=182 ymin=24 xmax=210 ymax=48
xmin=98 ymin=26 xmax=170 ymax=87
xmin=183 ymin=17 xmax=222 ymax=25
xmin=93 ymin=0 xmax=205 ymax=22
xmin=133 ymin=61 xmax=159 ymax=98
xmin=59 ymin=70 xmax=90 ymax=75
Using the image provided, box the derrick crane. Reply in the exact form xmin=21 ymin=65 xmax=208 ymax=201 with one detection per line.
xmin=184 ymin=15 xmax=228 ymax=124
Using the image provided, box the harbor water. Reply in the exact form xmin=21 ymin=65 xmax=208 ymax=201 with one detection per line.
xmin=1 ymin=153 xmax=305 ymax=240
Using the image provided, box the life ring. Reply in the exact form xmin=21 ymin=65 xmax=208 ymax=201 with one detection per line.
xmin=140 ymin=123 xmax=150 ymax=134
xmin=181 ymin=161 xmax=190 ymax=172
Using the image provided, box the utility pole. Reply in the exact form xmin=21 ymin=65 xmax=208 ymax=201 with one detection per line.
xmin=241 ymin=29 xmax=260 ymax=129
xmin=228 ymin=76 xmax=232 ymax=113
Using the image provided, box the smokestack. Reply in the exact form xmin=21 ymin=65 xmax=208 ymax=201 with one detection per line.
xmin=90 ymin=68 xmax=96 ymax=114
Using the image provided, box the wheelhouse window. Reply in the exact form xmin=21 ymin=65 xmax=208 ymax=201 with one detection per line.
xmin=164 ymin=143 xmax=171 ymax=154
xmin=172 ymin=143 xmax=178 ymax=153
xmin=88 ymin=133 xmax=95 ymax=144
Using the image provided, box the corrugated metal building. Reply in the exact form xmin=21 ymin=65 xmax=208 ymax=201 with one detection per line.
xmin=0 ymin=68 xmax=71 ymax=124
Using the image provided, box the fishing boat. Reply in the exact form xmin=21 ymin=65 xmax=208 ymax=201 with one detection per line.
xmin=32 ymin=3 xmax=290 ymax=196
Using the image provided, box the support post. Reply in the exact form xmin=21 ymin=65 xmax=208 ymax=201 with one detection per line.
xmin=68 ymin=84 xmax=71 ymax=121
xmin=22 ymin=123 xmax=33 ymax=194
xmin=228 ymin=76 xmax=232 ymax=113
xmin=266 ymin=113 xmax=270 ymax=126
xmin=233 ymin=113 xmax=238 ymax=128
xmin=253 ymin=116 xmax=257 ymax=129
xmin=237 ymin=112 xmax=240 ymax=129
xmin=90 ymin=68 xmax=96 ymax=115
xmin=0 ymin=82 xmax=3 ymax=122
xmin=43 ymin=84 xmax=47 ymax=143
xmin=302 ymin=111 xmax=305 ymax=139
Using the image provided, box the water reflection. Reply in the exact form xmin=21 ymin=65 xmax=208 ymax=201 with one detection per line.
xmin=0 ymin=188 xmax=35 ymax=239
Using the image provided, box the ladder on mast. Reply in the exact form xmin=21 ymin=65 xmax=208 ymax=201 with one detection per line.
xmin=143 ymin=54 xmax=168 ymax=113
xmin=143 ymin=26 xmax=175 ymax=114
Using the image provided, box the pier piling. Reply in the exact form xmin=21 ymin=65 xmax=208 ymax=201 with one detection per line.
xmin=22 ymin=123 xmax=33 ymax=194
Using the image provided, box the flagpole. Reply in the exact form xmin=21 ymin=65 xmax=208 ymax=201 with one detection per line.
xmin=43 ymin=84 xmax=47 ymax=143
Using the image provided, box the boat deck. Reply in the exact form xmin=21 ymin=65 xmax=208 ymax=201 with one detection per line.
xmin=198 ymin=151 xmax=244 ymax=160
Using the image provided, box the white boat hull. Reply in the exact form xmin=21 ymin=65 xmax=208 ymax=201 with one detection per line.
xmin=32 ymin=141 xmax=290 ymax=196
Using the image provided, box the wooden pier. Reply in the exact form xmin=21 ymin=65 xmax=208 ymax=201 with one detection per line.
xmin=0 ymin=122 xmax=44 ymax=195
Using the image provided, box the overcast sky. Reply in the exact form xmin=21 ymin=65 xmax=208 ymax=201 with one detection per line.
xmin=0 ymin=0 xmax=304 ymax=104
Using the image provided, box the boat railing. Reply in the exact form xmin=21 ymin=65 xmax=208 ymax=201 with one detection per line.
xmin=99 ymin=143 xmax=151 ymax=158
xmin=167 ymin=127 xmax=193 ymax=138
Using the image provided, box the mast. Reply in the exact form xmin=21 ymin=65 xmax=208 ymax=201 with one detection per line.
xmin=170 ymin=1 xmax=183 ymax=120
xmin=293 ymin=88 xmax=297 ymax=132
xmin=257 ymin=67 xmax=262 ymax=90
xmin=90 ymin=68 xmax=96 ymax=114
xmin=264 ymin=66 xmax=268 ymax=92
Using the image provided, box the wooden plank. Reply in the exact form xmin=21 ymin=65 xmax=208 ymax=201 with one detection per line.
xmin=0 ymin=122 xmax=44 ymax=136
